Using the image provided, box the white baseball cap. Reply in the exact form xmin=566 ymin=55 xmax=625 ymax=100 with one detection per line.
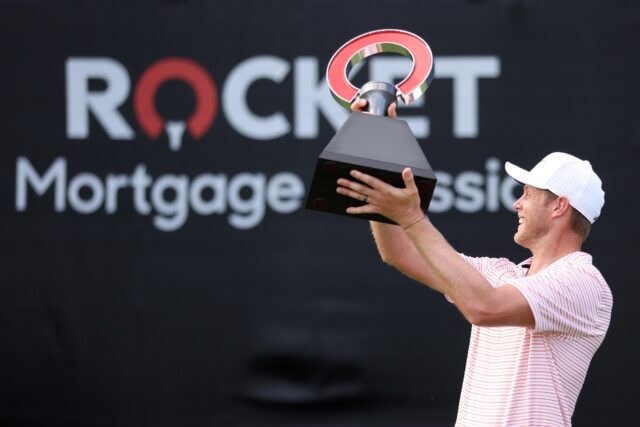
xmin=505 ymin=152 xmax=605 ymax=223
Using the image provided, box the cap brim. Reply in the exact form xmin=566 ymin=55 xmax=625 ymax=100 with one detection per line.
xmin=504 ymin=161 xmax=548 ymax=189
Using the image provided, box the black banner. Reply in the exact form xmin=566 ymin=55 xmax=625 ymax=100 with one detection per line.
xmin=1 ymin=1 xmax=638 ymax=426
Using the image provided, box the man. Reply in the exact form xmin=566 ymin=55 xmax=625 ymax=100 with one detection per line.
xmin=336 ymin=99 xmax=612 ymax=426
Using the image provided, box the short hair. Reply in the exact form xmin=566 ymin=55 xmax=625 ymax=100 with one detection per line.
xmin=570 ymin=208 xmax=592 ymax=242
xmin=543 ymin=190 xmax=591 ymax=242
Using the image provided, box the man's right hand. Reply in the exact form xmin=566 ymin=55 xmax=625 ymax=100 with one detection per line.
xmin=350 ymin=98 xmax=398 ymax=118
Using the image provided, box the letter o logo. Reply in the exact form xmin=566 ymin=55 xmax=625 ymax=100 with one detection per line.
xmin=134 ymin=57 xmax=218 ymax=140
xmin=326 ymin=29 xmax=434 ymax=109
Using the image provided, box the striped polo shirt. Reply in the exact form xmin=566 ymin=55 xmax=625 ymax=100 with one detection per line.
xmin=455 ymin=251 xmax=612 ymax=427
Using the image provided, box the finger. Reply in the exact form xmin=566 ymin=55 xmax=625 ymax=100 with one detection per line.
xmin=337 ymin=177 xmax=373 ymax=195
xmin=351 ymin=98 xmax=368 ymax=112
xmin=388 ymin=102 xmax=398 ymax=118
xmin=346 ymin=204 xmax=378 ymax=215
xmin=402 ymin=167 xmax=418 ymax=191
xmin=349 ymin=170 xmax=388 ymax=190
xmin=336 ymin=186 xmax=371 ymax=203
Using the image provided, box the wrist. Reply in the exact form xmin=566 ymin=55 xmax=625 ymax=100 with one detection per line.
xmin=402 ymin=213 xmax=427 ymax=231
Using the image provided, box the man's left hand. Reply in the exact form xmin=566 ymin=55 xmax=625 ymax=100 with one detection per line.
xmin=336 ymin=167 xmax=425 ymax=228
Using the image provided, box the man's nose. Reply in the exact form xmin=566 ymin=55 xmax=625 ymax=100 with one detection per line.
xmin=513 ymin=197 xmax=522 ymax=210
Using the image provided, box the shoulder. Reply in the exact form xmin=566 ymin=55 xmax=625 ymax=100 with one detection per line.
xmin=549 ymin=251 xmax=613 ymax=308
xmin=547 ymin=252 xmax=609 ymax=290
xmin=510 ymin=252 xmax=612 ymax=335
xmin=517 ymin=252 xmax=606 ymax=293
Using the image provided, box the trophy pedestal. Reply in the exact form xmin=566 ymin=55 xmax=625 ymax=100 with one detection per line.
xmin=306 ymin=112 xmax=437 ymax=224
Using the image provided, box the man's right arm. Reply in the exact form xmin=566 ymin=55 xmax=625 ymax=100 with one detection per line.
xmin=349 ymin=99 xmax=439 ymax=290
xmin=370 ymin=221 xmax=439 ymax=290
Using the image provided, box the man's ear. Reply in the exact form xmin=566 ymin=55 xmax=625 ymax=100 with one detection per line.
xmin=551 ymin=196 xmax=572 ymax=219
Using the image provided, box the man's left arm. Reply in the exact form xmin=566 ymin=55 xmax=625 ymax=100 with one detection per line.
xmin=403 ymin=215 xmax=534 ymax=327
xmin=338 ymin=167 xmax=534 ymax=328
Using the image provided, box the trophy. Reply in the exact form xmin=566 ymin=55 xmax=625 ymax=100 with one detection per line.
xmin=305 ymin=29 xmax=437 ymax=224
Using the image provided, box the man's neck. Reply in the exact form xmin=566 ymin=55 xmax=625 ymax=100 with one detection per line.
xmin=526 ymin=234 xmax=582 ymax=276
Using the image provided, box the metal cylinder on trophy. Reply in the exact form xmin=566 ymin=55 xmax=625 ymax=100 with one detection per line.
xmin=305 ymin=29 xmax=437 ymax=224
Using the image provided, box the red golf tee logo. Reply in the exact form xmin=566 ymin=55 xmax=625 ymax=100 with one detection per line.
xmin=326 ymin=29 xmax=434 ymax=109
xmin=134 ymin=57 xmax=218 ymax=150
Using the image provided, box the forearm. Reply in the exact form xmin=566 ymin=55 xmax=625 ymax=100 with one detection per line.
xmin=369 ymin=221 xmax=409 ymax=263
xmin=370 ymin=220 xmax=438 ymax=288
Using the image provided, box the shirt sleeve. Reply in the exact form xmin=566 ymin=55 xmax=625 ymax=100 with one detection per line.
xmin=459 ymin=253 xmax=492 ymax=274
xmin=460 ymin=254 xmax=518 ymax=285
xmin=509 ymin=266 xmax=605 ymax=336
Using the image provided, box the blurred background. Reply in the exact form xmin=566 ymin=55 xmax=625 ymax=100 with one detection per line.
xmin=1 ymin=0 xmax=638 ymax=426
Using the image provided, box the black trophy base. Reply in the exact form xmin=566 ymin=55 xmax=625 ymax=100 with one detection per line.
xmin=305 ymin=112 xmax=437 ymax=224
